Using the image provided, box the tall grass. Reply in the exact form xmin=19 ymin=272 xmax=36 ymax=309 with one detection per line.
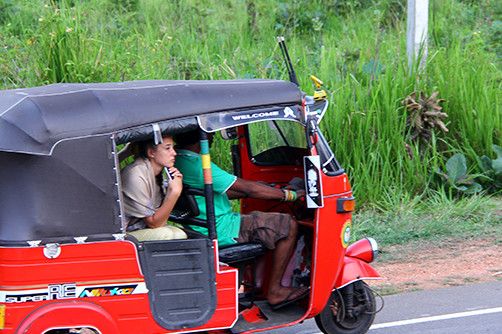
xmin=0 ymin=0 xmax=500 ymax=207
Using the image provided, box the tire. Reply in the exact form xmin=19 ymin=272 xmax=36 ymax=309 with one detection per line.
xmin=315 ymin=282 xmax=376 ymax=334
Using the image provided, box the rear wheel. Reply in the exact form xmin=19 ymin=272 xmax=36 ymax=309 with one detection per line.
xmin=315 ymin=282 xmax=376 ymax=334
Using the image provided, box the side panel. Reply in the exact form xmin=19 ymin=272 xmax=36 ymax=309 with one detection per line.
xmin=0 ymin=241 xmax=238 ymax=333
xmin=307 ymin=172 xmax=353 ymax=317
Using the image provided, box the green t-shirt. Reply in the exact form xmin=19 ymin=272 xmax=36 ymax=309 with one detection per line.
xmin=175 ymin=149 xmax=240 ymax=247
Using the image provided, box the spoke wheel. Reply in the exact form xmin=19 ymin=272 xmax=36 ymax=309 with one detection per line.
xmin=315 ymin=282 xmax=376 ymax=334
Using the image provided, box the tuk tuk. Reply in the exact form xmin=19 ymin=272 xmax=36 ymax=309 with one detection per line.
xmin=0 ymin=78 xmax=380 ymax=334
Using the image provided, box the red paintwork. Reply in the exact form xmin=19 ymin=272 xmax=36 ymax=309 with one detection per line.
xmin=306 ymin=173 xmax=353 ymax=318
xmin=0 ymin=241 xmax=238 ymax=333
xmin=335 ymin=257 xmax=381 ymax=289
xmin=241 ymin=305 xmax=266 ymax=323
xmin=15 ymin=301 xmax=120 ymax=334
xmin=346 ymin=238 xmax=375 ymax=263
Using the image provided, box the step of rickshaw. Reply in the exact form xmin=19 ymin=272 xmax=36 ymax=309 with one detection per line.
xmin=230 ymin=300 xmax=304 ymax=333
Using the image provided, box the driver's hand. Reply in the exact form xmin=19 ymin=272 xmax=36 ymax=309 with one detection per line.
xmin=295 ymin=189 xmax=306 ymax=201
xmin=288 ymin=177 xmax=305 ymax=191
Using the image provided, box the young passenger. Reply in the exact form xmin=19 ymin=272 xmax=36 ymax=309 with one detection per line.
xmin=121 ymin=135 xmax=187 ymax=241
xmin=174 ymin=130 xmax=308 ymax=310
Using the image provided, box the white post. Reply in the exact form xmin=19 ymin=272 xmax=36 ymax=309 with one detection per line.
xmin=407 ymin=0 xmax=429 ymax=71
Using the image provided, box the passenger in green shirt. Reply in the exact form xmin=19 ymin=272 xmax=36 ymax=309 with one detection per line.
xmin=175 ymin=129 xmax=308 ymax=310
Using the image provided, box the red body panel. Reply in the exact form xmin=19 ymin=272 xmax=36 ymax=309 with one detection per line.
xmin=335 ymin=257 xmax=381 ymax=289
xmin=0 ymin=241 xmax=238 ymax=333
xmin=306 ymin=172 xmax=353 ymax=317
xmin=345 ymin=238 xmax=375 ymax=263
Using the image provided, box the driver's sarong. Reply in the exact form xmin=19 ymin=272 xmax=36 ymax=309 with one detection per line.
xmin=237 ymin=211 xmax=292 ymax=250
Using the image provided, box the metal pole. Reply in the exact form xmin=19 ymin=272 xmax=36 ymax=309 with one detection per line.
xmin=199 ymin=130 xmax=217 ymax=241
xmin=407 ymin=0 xmax=429 ymax=72
xmin=277 ymin=36 xmax=299 ymax=86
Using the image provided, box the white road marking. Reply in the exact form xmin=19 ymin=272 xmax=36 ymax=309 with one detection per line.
xmin=369 ymin=307 xmax=502 ymax=330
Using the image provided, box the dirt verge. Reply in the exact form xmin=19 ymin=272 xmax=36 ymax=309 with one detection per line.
xmin=369 ymin=237 xmax=502 ymax=295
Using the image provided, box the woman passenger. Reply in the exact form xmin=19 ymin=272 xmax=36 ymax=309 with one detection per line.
xmin=121 ymin=135 xmax=187 ymax=241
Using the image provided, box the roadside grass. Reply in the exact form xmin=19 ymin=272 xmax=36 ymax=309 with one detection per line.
xmin=351 ymin=196 xmax=502 ymax=248
xmin=0 ymin=0 xmax=500 ymax=208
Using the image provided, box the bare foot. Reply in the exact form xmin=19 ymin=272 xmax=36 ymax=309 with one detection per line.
xmin=267 ymin=286 xmax=309 ymax=305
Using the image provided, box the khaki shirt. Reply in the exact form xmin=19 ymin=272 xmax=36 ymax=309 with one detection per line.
xmin=121 ymin=158 xmax=162 ymax=230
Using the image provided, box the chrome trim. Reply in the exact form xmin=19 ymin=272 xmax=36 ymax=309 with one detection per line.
xmin=43 ymin=243 xmax=61 ymax=259
xmin=113 ymin=233 xmax=126 ymax=241
xmin=367 ymin=237 xmax=379 ymax=261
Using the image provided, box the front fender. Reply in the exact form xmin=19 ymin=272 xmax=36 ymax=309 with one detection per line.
xmin=335 ymin=256 xmax=381 ymax=289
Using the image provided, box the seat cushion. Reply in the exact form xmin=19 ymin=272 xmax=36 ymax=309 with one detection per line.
xmin=128 ymin=225 xmax=187 ymax=241
xmin=219 ymin=243 xmax=266 ymax=264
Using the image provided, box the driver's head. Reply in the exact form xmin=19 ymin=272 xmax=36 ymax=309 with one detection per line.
xmin=175 ymin=129 xmax=214 ymax=149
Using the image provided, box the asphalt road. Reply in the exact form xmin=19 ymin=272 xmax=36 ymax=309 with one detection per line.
xmin=263 ymin=281 xmax=502 ymax=334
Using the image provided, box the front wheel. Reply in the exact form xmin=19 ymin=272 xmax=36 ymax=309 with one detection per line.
xmin=315 ymin=282 xmax=376 ymax=334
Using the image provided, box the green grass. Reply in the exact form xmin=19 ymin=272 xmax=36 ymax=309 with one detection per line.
xmin=351 ymin=195 xmax=502 ymax=247
xmin=0 ymin=0 xmax=500 ymax=208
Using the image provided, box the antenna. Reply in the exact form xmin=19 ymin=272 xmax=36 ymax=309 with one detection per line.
xmin=277 ymin=36 xmax=299 ymax=86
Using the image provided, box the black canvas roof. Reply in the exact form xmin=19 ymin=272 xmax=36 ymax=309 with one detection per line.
xmin=0 ymin=79 xmax=302 ymax=155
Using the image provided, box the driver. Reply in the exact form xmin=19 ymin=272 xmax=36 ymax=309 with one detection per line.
xmin=174 ymin=129 xmax=307 ymax=310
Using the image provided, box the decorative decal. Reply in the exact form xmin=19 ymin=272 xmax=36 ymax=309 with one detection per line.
xmin=4 ymin=292 xmax=49 ymax=303
xmin=231 ymin=111 xmax=279 ymax=121
xmin=79 ymin=284 xmax=138 ymax=298
xmin=283 ymin=107 xmax=296 ymax=119
xmin=1 ymin=282 xmax=147 ymax=303
xmin=341 ymin=220 xmax=352 ymax=248
xmin=197 ymin=105 xmax=303 ymax=132
xmin=48 ymin=283 xmax=77 ymax=300
xmin=303 ymin=156 xmax=324 ymax=208
xmin=3 ymin=283 xmax=76 ymax=303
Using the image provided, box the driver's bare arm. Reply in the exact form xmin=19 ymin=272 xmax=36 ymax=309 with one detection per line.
xmin=228 ymin=178 xmax=286 ymax=201
xmin=226 ymin=188 xmax=248 ymax=200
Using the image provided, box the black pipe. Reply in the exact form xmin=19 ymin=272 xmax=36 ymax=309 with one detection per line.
xmin=277 ymin=36 xmax=299 ymax=86
xmin=199 ymin=130 xmax=217 ymax=241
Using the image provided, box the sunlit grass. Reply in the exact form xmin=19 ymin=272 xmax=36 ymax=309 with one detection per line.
xmin=0 ymin=0 xmax=500 ymax=208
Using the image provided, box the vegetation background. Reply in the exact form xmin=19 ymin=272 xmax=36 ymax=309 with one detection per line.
xmin=1 ymin=0 xmax=500 ymax=245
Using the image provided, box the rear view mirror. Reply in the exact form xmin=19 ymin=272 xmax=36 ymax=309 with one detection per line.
xmin=220 ymin=127 xmax=238 ymax=140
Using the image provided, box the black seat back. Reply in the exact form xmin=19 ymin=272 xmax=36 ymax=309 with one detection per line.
xmin=170 ymin=186 xmax=266 ymax=264
xmin=170 ymin=186 xmax=207 ymax=227
xmin=171 ymin=187 xmax=200 ymax=218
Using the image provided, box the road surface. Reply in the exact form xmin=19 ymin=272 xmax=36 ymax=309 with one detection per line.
xmin=263 ymin=281 xmax=502 ymax=334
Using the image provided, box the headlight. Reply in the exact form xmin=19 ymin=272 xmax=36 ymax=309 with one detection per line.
xmin=345 ymin=237 xmax=379 ymax=263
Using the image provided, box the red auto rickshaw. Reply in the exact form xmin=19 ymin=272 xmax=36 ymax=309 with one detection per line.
xmin=0 ymin=75 xmax=380 ymax=333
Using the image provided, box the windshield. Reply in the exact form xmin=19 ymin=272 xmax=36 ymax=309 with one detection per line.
xmin=247 ymin=120 xmax=307 ymax=166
